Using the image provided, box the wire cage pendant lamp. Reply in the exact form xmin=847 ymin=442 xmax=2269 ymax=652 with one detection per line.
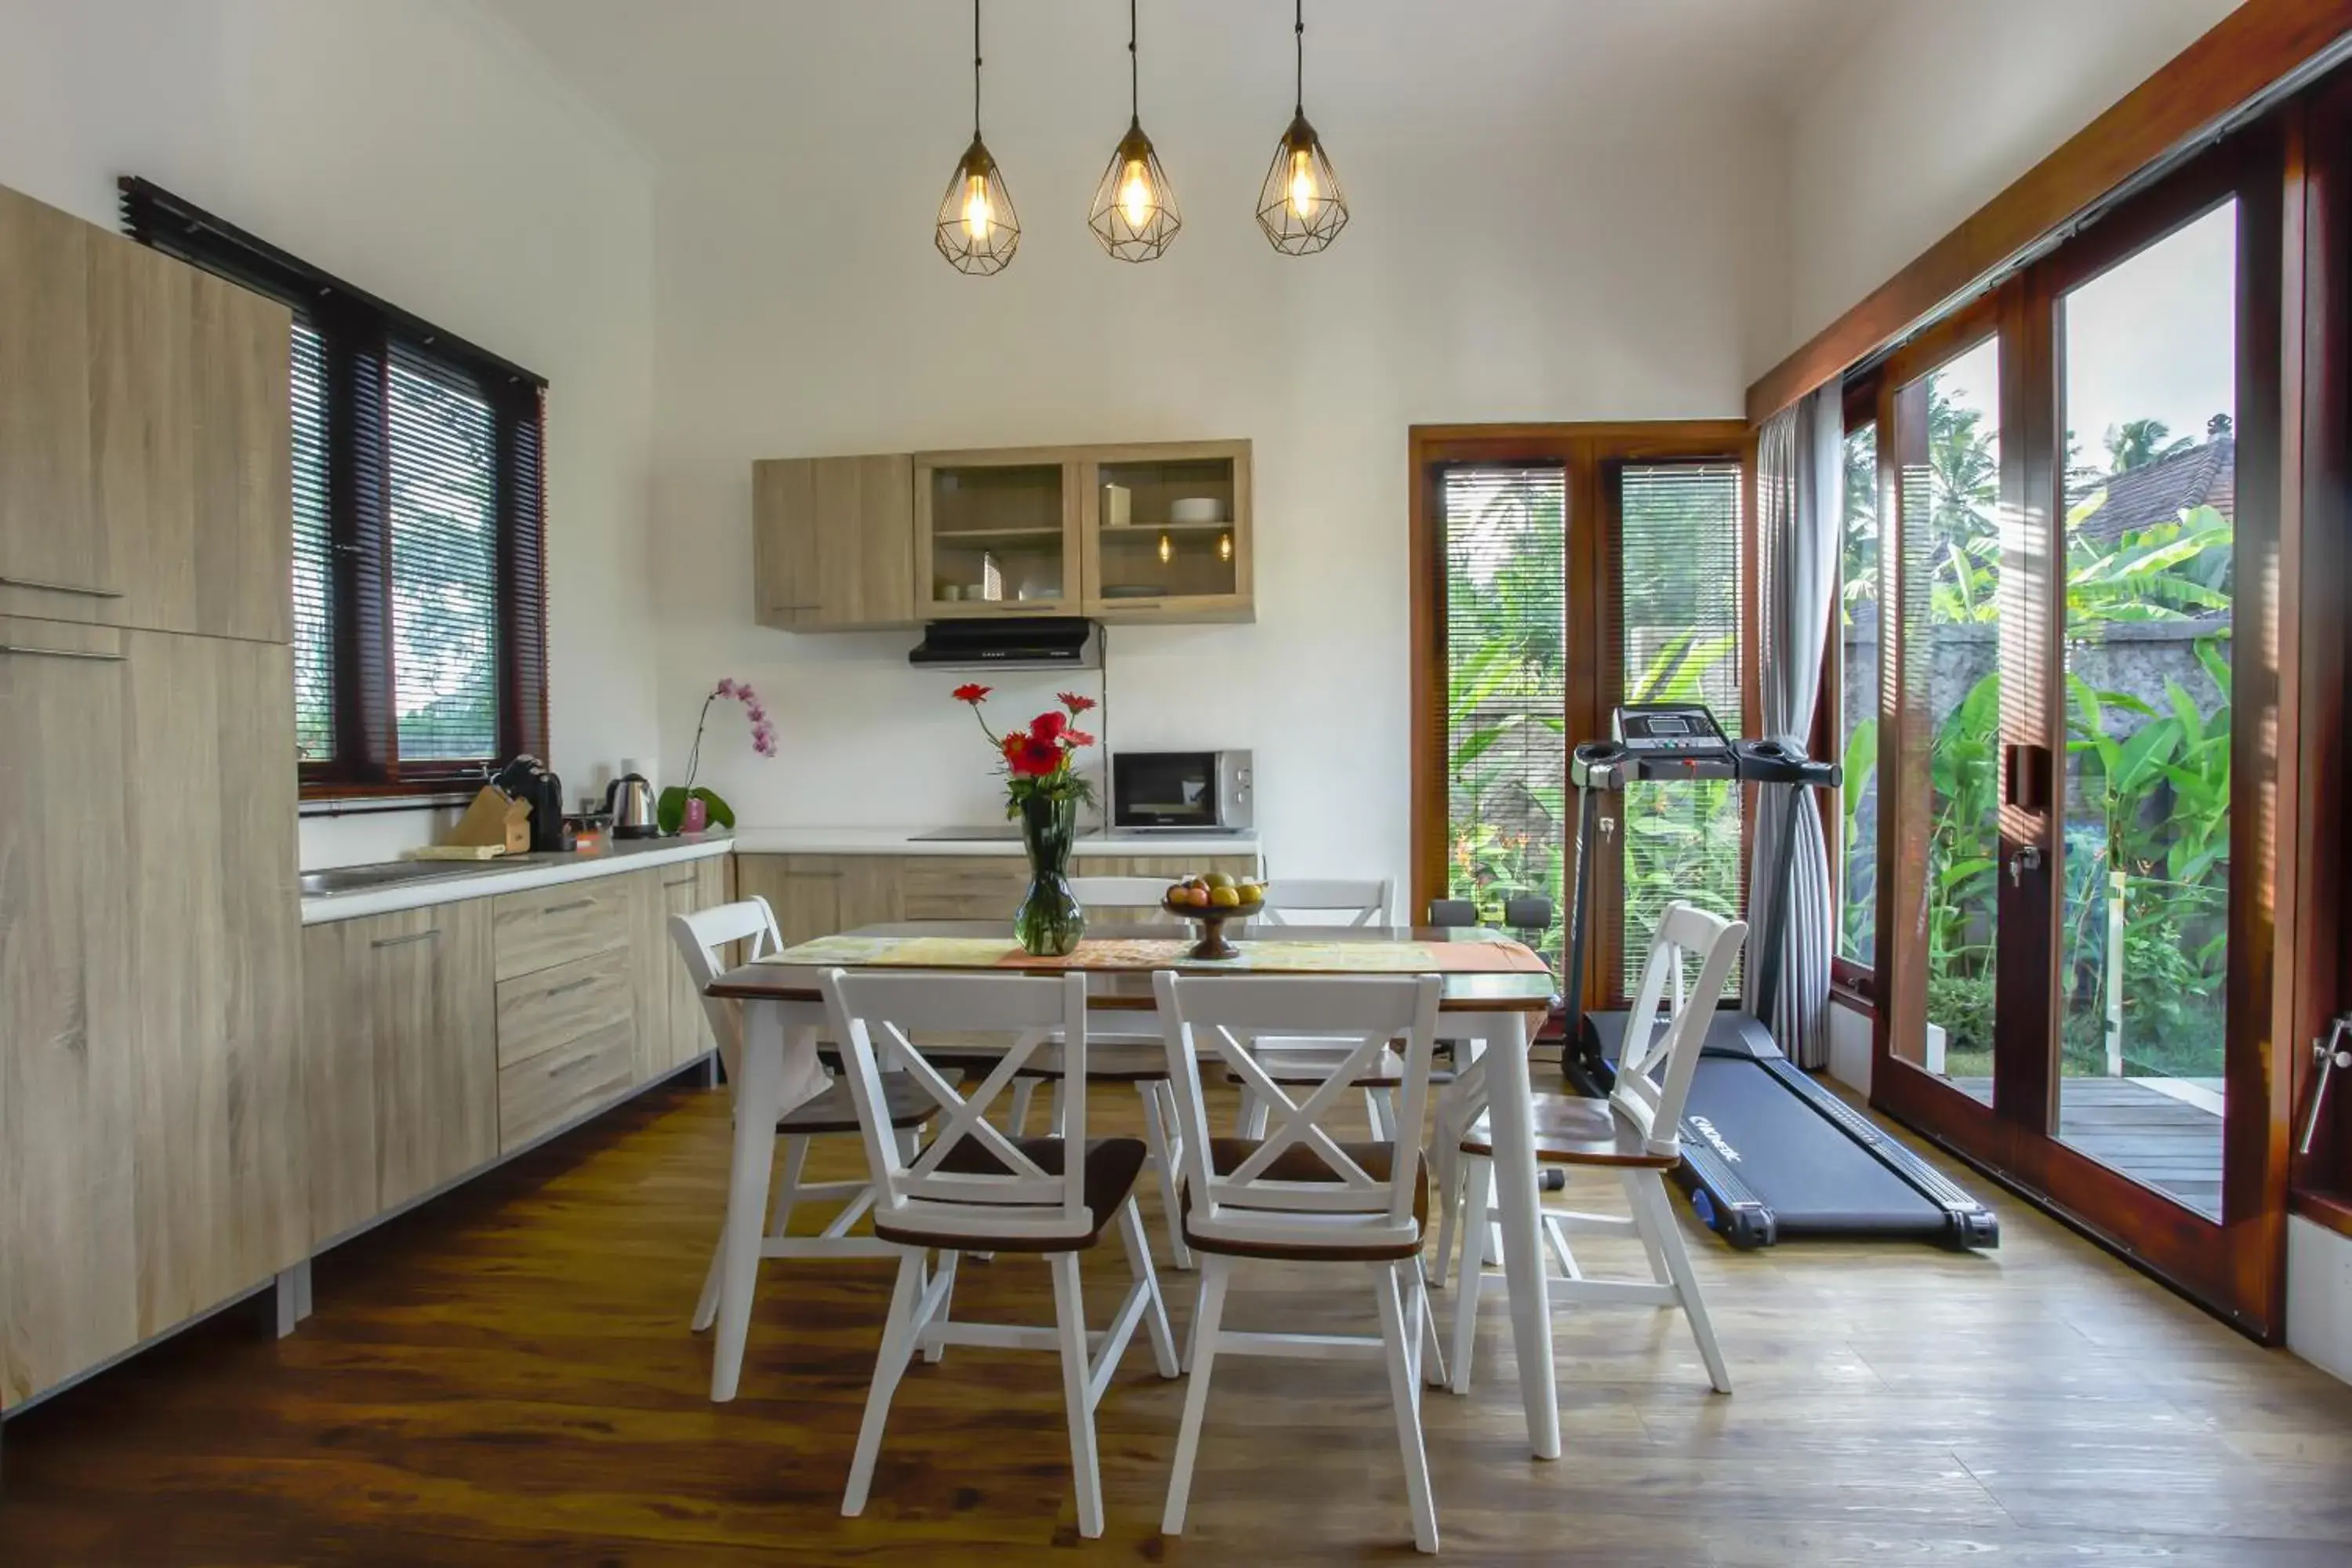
xmin=936 ymin=0 xmax=1019 ymax=274
xmin=1257 ymin=0 xmax=1347 ymax=254
xmin=1088 ymin=0 xmax=1181 ymax=262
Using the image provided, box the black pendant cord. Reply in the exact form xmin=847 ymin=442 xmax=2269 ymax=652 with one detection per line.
xmin=1294 ymin=0 xmax=1305 ymax=116
xmin=972 ymin=0 xmax=982 ymax=139
xmin=1128 ymin=0 xmax=1139 ymax=121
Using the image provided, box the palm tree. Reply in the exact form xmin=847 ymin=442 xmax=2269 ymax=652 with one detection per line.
xmin=2104 ymin=418 xmax=2194 ymax=472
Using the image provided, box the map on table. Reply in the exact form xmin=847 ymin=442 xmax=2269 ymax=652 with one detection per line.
xmin=754 ymin=934 xmax=1552 ymax=975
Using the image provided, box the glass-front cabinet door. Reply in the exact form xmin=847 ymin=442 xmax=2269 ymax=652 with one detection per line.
xmin=1080 ymin=440 xmax=1254 ymax=622
xmin=913 ymin=450 xmax=1083 ymax=619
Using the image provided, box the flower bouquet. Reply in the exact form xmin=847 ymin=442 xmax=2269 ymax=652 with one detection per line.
xmin=953 ymin=684 xmax=1096 ymax=956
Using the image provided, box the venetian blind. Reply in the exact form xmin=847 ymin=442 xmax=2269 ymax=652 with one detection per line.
xmin=1618 ymin=462 xmax=1745 ymax=990
xmin=387 ymin=344 xmax=501 ymax=762
xmin=1441 ymin=463 xmax=1568 ymax=960
xmin=290 ymin=322 xmax=335 ymax=761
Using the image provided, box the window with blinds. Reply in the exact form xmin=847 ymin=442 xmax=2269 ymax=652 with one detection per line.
xmin=121 ymin=177 xmax=548 ymax=795
xmin=1618 ymin=462 xmax=1744 ymax=991
xmin=291 ymin=323 xmax=335 ymax=762
xmin=1441 ymin=463 xmax=1568 ymax=962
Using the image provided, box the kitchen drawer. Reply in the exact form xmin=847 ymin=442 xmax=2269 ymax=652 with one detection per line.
xmin=900 ymin=855 xmax=1029 ymax=920
xmin=497 ymin=1018 xmax=636 ymax=1152
xmin=495 ymin=952 xmax=635 ymax=1071
xmin=492 ymin=877 xmax=633 ymax=982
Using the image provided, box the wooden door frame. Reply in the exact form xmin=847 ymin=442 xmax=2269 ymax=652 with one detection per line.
xmin=1407 ymin=420 xmax=1746 ymax=1011
xmin=1867 ymin=132 xmax=2299 ymax=1338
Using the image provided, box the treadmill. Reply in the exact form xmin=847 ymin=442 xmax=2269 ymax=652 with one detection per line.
xmin=1563 ymin=702 xmax=1998 ymax=1251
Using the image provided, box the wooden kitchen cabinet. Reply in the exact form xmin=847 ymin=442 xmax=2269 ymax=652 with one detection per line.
xmin=1 ymin=618 xmax=134 ymax=1410
xmin=913 ymin=448 xmax=1085 ymax=620
xmin=1080 ymin=440 xmax=1254 ymax=623
xmin=633 ymin=855 xmax=731 ymax=1083
xmin=753 ymin=454 xmax=916 ymax=631
xmin=735 ymin=854 xmax=905 ymax=946
xmin=86 ymin=227 xmax=293 ymax=644
xmin=0 ymin=182 xmax=292 ymax=644
xmin=301 ymin=901 xmax=498 ymax=1246
xmin=0 ymin=185 xmax=98 ymax=612
xmin=2 ymin=619 xmax=302 ymax=1405
xmin=495 ymin=954 xmax=638 ymax=1152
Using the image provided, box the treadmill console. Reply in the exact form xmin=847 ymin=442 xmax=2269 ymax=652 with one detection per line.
xmin=1612 ymin=702 xmax=1733 ymax=760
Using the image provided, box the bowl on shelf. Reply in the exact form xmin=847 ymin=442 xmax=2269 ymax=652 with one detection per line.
xmin=1169 ymin=497 xmax=1224 ymax=525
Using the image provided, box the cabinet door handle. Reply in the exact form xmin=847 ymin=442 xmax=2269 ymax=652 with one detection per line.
xmin=546 ymin=975 xmax=598 ymax=997
xmin=370 ymin=929 xmax=440 ymax=949
xmin=0 ymin=643 xmax=125 ymax=663
xmin=662 ymin=875 xmax=697 ymax=889
xmin=0 ymin=575 xmax=122 ymax=599
xmin=542 ymin=898 xmax=597 ymax=915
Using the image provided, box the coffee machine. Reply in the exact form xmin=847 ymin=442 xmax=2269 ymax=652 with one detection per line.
xmin=492 ymin=755 xmax=572 ymax=852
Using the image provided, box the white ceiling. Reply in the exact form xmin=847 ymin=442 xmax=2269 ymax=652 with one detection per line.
xmin=481 ymin=0 xmax=1876 ymax=173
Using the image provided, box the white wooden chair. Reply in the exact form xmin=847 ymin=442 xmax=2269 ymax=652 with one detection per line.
xmin=818 ymin=967 xmax=1179 ymax=1539
xmin=672 ymin=899 xmax=942 ymax=1333
xmin=1442 ymin=901 xmax=1746 ymax=1398
xmin=1000 ymin=873 xmax=1193 ymax=1269
xmin=1229 ymin=879 xmax=1421 ymax=1141
xmin=1152 ymin=969 xmax=1450 ymax=1555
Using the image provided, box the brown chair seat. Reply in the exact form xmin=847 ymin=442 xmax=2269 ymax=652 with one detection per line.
xmin=871 ymin=1136 xmax=1149 ymax=1253
xmin=1458 ymin=1094 xmax=1679 ymax=1169
xmin=1181 ymin=1138 xmax=1428 ymax=1262
xmin=778 ymin=1073 xmax=937 ymax=1135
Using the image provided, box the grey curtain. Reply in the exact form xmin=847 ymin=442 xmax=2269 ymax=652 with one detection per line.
xmin=1745 ymin=385 xmax=1841 ymax=1069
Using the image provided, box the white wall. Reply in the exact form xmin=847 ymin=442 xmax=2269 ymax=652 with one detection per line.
xmin=644 ymin=3 xmax=1784 ymax=891
xmin=0 ymin=0 xmax=662 ymax=868
xmin=1780 ymin=0 xmax=2243 ymax=357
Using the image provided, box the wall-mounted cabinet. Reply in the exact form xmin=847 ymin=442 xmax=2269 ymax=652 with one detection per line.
xmin=753 ymin=454 xmax=916 ymax=630
xmin=913 ymin=449 xmax=1085 ymax=620
xmin=753 ymin=438 xmax=1253 ymax=632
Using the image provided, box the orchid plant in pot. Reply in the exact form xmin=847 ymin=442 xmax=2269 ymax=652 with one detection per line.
xmin=954 ymin=684 xmax=1097 ymax=956
xmin=659 ymin=678 xmax=775 ymax=835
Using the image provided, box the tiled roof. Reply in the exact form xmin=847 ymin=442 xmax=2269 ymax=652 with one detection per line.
xmin=2078 ymin=437 xmax=2234 ymax=542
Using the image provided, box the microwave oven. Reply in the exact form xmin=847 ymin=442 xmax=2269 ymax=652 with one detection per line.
xmin=1109 ymin=750 xmax=1254 ymax=833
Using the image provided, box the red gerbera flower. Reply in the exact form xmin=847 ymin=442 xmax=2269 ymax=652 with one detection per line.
xmin=1057 ymin=691 xmax=1097 ymax=715
xmin=1029 ymin=710 xmax=1068 ymax=744
xmin=953 ymin=683 xmax=992 ymax=705
xmin=1063 ymin=728 xmax=1095 ymax=749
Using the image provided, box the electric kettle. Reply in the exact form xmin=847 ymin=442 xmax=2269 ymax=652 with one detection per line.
xmin=605 ymin=773 xmax=660 ymax=839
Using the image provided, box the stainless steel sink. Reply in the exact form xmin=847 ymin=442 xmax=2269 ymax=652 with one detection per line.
xmin=297 ymin=860 xmax=515 ymax=898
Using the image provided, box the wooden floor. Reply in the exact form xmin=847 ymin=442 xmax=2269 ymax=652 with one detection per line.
xmin=1955 ymin=1076 xmax=2225 ymax=1217
xmin=4 ymin=1076 xmax=2350 ymax=1566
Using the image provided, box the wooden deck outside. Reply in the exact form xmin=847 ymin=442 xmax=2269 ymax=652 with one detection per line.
xmin=1955 ymin=1076 xmax=2226 ymax=1218
xmin=2 ymin=1076 xmax=2345 ymax=1564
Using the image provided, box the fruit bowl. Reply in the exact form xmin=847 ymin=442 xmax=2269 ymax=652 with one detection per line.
xmin=1160 ymin=875 xmax=1265 ymax=961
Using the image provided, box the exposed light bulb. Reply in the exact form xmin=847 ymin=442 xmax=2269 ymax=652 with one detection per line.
xmin=962 ymin=172 xmax=993 ymax=242
xmin=1218 ymin=529 xmax=1233 ymax=563
xmin=1157 ymin=531 xmax=1173 ymax=564
xmin=1120 ymin=160 xmax=1153 ymax=230
xmin=1287 ymin=147 xmax=1319 ymax=220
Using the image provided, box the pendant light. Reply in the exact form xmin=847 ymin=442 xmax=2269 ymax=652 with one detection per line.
xmin=1257 ymin=0 xmax=1347 ymax=254
xmin=935 ymin=0 xmax=1018 ymax=275
xmin=1088 ymin=0 xmax=1181 ymax=262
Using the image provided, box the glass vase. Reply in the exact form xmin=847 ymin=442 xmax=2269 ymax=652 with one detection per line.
xmin=1014 ymin=793 xmax=1085 ymax=956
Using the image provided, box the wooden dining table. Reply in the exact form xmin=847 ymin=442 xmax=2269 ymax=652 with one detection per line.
xmin=699 ymin=920 xmax=1567 ymax=1461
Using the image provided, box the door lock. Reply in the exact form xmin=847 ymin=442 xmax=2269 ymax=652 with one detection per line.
xmin=2008 ymin=844 xmax=2044 ymax=887
xmin=2297 ymin=1015 xmax=2352 ymax=1157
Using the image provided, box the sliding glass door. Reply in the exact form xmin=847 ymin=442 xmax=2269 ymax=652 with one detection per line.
xmin=1869 ymin=140 xmax=2288 ymax=1330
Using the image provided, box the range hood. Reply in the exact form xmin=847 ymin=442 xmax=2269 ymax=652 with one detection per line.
xmin=907 ymin=616 xmax=1099 ymax=671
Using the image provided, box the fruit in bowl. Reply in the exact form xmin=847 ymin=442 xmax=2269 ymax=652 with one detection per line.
xmin=1163 ymin=873 xmax=1266 ymax=914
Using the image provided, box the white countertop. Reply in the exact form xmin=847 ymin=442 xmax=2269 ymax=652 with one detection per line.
xmin=299 ymin=834 xmax=735 ymax=925
xmin=728 ymin=826 xmax=1263 ymax=858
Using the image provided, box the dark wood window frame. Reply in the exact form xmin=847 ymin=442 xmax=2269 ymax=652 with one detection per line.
xmin=1407 ymin=421 xmax=1751 ymax=1014
xmin=119 ymin=178 xmax=549 ymax=801
xmin=1824 ymin=375 xmax=1884 ymax=1012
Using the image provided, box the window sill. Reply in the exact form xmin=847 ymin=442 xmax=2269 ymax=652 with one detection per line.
xmin=2292 ymin=1187 xmax=2352 ymax=1243
xmin=299 ymin=790 xmax=477 ymax=818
